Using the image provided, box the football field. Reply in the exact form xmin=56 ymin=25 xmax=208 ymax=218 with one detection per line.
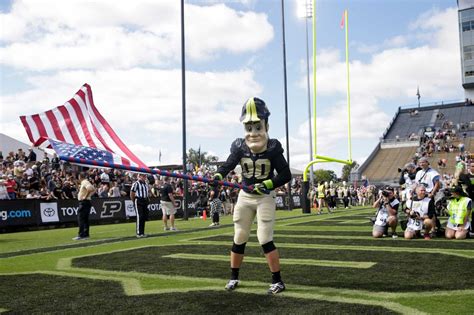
xmin=1 ymin=207 xmax=473 ymax=314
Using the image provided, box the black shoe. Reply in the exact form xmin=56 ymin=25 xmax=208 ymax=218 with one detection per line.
xmin=268 ymin=281 xmax=285 ymax=294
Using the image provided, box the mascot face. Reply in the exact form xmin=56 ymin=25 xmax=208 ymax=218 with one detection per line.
xmin=244 ymin=120 xmax=268 ymax=154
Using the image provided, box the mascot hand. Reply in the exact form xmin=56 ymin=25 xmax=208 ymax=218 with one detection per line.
xmin=252 ymin=180 xmax=272 ymax=195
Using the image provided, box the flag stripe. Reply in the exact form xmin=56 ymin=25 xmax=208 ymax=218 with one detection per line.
xmin=45 ymin=110 xmax=66 ymax=141
xmin=19 ymin=83 xmax=146 ymax=168
xmin=57 ymin=105 xmax=82 ymax=144
xmin=69 ymin=98 xmax=97 ymax=148
xmin=31 ymin=114 xmax=48 ymax=144
xmin=20 ymin=115 xmax=34 ymax=144
xmin=78 ymin=88 xmax=133 ymax=166
xmin=80 ymin=85 xmax=142 ymax=166
xmin=25 ymin=115 xmax=43 ymax=146
xmin=52 ymin=107 xmax=74 ymax=143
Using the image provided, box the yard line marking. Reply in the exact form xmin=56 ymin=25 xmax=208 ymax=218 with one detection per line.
xmin=163 ymin=253 xmax=376 ymax=269
xmin=184 ymin=241 xmax=474 ymax=258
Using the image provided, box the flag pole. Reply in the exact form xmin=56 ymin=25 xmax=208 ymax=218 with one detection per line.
xmin=61 ymin=155 xmax=254 ymax=192
xmin=344 ymin=9 xmax=352 ymax=162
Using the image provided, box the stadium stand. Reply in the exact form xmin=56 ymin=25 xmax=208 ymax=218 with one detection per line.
xmin=354 ymin=101 xmax=474 ymax=185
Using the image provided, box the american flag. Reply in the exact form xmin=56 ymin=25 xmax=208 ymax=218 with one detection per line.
xmin=19 ymin=84 xmax=145 ymax=168
xmin=49 ymin=139 xmax=125 ymax=166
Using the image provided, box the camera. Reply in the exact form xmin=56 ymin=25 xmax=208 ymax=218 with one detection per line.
xmin=409 ymin=211 xmax=418 ymax=219
xmin=381 ymin=190 xmax=391 ymax=197
xmin=397 ymin=168 xmax=406 ymax=173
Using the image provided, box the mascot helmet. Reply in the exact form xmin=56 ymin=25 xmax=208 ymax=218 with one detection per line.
xmin=240 ymin=97 xmax=271 ymax=123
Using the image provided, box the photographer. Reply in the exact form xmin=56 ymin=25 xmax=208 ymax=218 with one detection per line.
xmin=457 ymin=161 xmax=474 ymax=237
xmin=445 ymin=186 xmax=472 ymax=240
xmin=372 ymin=186 xmax=400 ymax=238
xmin=403 ymin=184 xmax=435 ymax=240
xmin=398 ymin=163 xmax=418 ymax=204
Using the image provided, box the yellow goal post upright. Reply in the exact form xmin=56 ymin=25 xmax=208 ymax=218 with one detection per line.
xmin=301 ymin=7 xmax=353 ymax=213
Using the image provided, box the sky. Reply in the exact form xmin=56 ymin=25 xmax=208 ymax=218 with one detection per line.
xmin=0 ymin=0 xmax=464 ymax=175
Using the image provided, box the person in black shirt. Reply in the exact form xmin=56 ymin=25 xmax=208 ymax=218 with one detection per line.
xmin=130 ymin=173 xmax=150 ymax=238
xmin=214 ymin=97 xmax=291 ymax=295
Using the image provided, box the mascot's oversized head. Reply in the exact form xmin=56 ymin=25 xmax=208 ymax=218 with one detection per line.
xmin=240 ymin=97 xmax=270 ymax=154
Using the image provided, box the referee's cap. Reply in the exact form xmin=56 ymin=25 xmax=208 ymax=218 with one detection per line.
xmin=240 ymin=97 xmax=270 ymax=123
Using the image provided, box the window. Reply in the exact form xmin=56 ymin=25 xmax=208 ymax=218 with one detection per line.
xmin=463 ymin=21 xmax=471 ymax=32
xmin=464 ymin=45 xmax=474 ymax=61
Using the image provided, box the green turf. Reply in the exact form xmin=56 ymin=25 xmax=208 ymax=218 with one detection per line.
xmin=1 ymin=206 xmax=473 ymax=314
xmin=200 ymin=235 xmax=474 ymax=250
xmin=0 ymin=274 xmax=396 ymax=314
xmin=72 ymin=244 xmax=474 ymax=292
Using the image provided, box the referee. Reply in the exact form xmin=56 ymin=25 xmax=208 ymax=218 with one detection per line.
xmin=130 ymin=173 xmax=150 ymax=238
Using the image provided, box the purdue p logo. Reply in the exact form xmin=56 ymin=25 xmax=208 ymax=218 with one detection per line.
xmin=101 ymin=201 xmax=122 ymax=218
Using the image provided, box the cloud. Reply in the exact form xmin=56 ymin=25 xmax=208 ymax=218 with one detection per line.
xmin=0 ymin=0 xmax=273 ymax=70
xmin=0 ymin=67 xmax=261 ymax=164
xmin=289 ymin=7 xmax=461 ymax=174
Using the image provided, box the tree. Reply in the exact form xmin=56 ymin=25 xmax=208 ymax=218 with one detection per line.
xmin=313 ymin=169 xmax=337 ymax=183
xmin=341 ymin=161 xmax=358 ymax=182
xmin=187 ymin=147 xmax=218 ymax=167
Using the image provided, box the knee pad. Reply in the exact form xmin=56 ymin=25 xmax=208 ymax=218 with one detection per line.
xmin=261 ymin=241 xmax=276 ymax=254
xmin=231 ymin=242 xmax=246 ymax=254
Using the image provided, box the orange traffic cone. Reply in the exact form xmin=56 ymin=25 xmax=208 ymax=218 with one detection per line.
xmin=202 ymin=209 xmax=207 ymax=221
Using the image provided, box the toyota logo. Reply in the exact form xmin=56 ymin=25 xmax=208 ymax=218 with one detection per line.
xmin=43 ymin=207 xmax=55 ymax=217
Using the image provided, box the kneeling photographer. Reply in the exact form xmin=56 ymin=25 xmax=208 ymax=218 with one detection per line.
xmin=403 ymin=184 xmax=435 ymax=240
xmin=445 ymin=186 xmax=472 ymax=240
xmin=372 ymin=186 xmax=400 ymax=238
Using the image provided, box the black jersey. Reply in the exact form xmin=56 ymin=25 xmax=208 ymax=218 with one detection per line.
xmin=216 ymin=138 xmax=291 ymax=188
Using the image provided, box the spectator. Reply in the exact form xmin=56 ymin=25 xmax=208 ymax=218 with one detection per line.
xmin=62 ymin=181 xmax=75 ymax=199
xmin=26 ymin=148 xmax=37 ymax=163
xmin=403 ymin=185 xmax=435 ymax=240
xmin=6 ymin=174 xmax=17 ymax=200
xmin=0 ymin=175 xmax=9 ymax=200
xmin=51 ymin=153 xmax=60 ymax=171
xmin=445 ymin=186 xmax=472 ymax=240
xmin=108 ymin=181 xmax=121 ymax=198
xmin=372 ymin=186 xmax=399 ymax=238
xmin=208 ymin=188 xmax=223 ymax=227
xmin=26 ymin=189 xmax=41 ymax=199
xmin=98 ymin=183 xmax=109 ymax=198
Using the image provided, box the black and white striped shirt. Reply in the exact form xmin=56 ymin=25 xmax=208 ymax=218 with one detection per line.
xmin=131 ymin=180 xmax=149 ymax=198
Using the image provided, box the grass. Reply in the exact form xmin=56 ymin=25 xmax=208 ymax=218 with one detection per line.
xmin=0 ymin=206 xmax=473 ymax=314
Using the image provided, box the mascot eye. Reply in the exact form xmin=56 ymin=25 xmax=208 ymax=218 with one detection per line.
xmin=255 ymin=124 xmax=262 ymax=131
xmin=245 ymin=125 xmax=252 ymax=132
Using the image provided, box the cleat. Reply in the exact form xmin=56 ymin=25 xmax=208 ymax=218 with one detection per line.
xmin=170 ymin=227 xmax=178 ymax=231
xmin=391 ymin=233 xmax=398 ymax=239
xmin=72 ymin=236 xmax=83 ymax=241
xmin=225 ymin=279 xmax=240 ymax=291
xmin=164 ymin=227 xmax=170 ymax=231
xmin=136 ymin=234 xmax=148 ymax=238
xmin=268 ymin=281 xmax=285 ymax=294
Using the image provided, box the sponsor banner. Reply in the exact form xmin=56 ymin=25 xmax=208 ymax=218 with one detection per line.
xmin=124 ymin=200 xmax=136 ymax=217
xmin=40 ymin=202 xmax=59 ymax=223
xmin=0 ymin=200 xmax=38 ymax=227
xmin=275 ymin=194 xmax=303 ymax=210
xmin=0 ymin=194 xmax=302 ymax=228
